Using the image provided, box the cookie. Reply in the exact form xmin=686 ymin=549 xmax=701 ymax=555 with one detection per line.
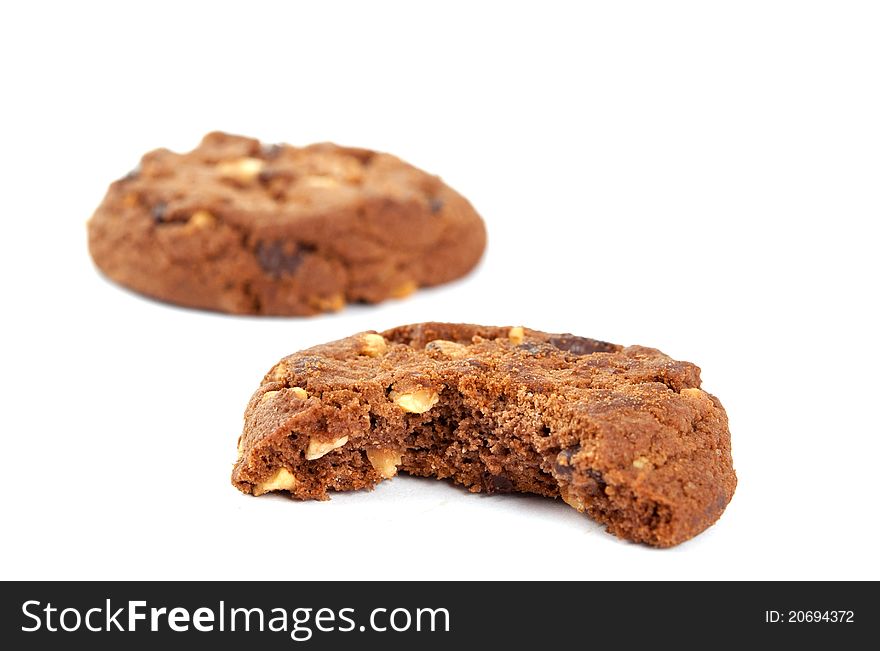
xmin=87 ymin=132 xmax=486 ymax=315
xmin=232 ymin=323 xmax=736 ymax=547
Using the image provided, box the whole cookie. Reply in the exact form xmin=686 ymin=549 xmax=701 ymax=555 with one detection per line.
xmin=232 ymin=323 xmax=737 ymax=547
xmin=88 ymin=132 xmax=486 ymax=315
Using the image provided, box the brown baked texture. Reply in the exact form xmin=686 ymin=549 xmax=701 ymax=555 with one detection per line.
xmin=232 ymin=323 xmax=736 ymax=547
xmin=87 ymin=132 xmax=486 ymax=315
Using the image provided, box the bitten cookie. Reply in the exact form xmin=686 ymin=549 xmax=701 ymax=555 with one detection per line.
xmin=232 ymin=323 xmax=736 ymax=547
xmin=88 ymin=132 xmax=486 ymax=315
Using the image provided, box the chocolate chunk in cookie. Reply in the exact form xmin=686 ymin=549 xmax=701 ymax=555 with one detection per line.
xmin=232 ymin=322 xmax=736 ymax=547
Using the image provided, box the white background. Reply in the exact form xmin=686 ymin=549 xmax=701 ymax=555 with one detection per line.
xmin=1 ymin=1 xmax=878 ymax=581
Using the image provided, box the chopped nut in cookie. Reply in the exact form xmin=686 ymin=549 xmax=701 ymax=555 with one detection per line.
xmin=305 ymin=435 xmax=349 ymax=460
xmin=393 ymin=389 xmax=439 ymax=414
xmin=300 ymin=175 xmax=340 ymax=188
xmin=216 ymin=157 xmax=265 ymax=184
xmin=681 ymin=387 xmax=713 ymax=408
xmin=560 ymin=486 xmax=586 ymax=512
xmin=309 ymin=294 xmax=345 ymax=313
xmin=187 ymin=209 xmax=216 ymax=229
xmin=426 ymin=340 xmax=468 ymax=358
xmin=254 ymin=468 xmax=297 ymax=495
xmin=270 ymin=363 xmax=287 ymax=382
xmin=290 ymin=387 xmax=308 ymax=399
xmin=508 ymin=326 xmax=525 ymax=345
xmin=366 ymin=448 xmax=403 ymax=479
xmin=390 ymin=280 xmax=417 ymax=299
xmin=361 ymin=333 xmax=388 ymax=357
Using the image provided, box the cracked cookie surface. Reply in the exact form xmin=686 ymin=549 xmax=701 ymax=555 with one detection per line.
xmin=88 ymin=132 xmax=486 ymax=315
xmin=232 ymin=322 xmax=736 ymax=547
